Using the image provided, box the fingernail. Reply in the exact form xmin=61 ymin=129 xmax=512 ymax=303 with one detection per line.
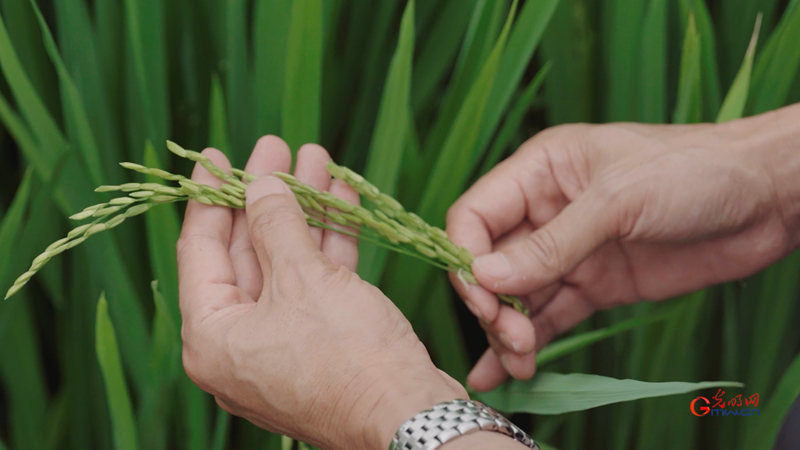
xmin=246 ymin=176 xmax=289 ymax=205
xmin=499 ymin=353 xmax=512 ymax=372
xmin=473 ymin=253 xmax=512 ymax=281
xmin=499 ymin=333 xmax=522 ymax=353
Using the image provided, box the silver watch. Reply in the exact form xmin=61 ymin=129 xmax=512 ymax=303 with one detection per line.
xmin=389 ymin=399 xmax=539 ymax=450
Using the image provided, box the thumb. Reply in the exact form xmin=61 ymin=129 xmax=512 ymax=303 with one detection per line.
xmin=472 ymin=193 xmax=616 ymax=295
xmin=246 ymin=176 xmax=320 ymax=276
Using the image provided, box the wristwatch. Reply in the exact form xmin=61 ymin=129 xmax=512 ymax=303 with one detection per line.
xmin=389 ymin=399 xmax=539 ymax=450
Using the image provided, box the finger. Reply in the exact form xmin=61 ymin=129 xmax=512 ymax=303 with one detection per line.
xmin=246 ymin=176 xmax=322 ymax=280
xmin=531 ymin=286 xmax=595 ymax=349
xmin=293 ymin=144 xmax=332 ymax=247
xmin=321 ymin=179 xmax=360 ymax=271
xmin=230 ymin=136 xmax=292 ymax=299
xmin=486 ymin=334 xmax=537 ymax=381
xmin=481 ymin=305 xmax=537 ymax=354
xmin=178 ymin=149 xmax=243 ymax=323
xmin=448 ymin=272 xmax=500 ymax=323
xmin=467 ymin=348 xmax=509 ymax=392
xmin=472 ymin=191 xmax=616 ymax=295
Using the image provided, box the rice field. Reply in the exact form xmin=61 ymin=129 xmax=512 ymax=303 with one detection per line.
xmin=0 ymin=0 xmax=798 ymax=449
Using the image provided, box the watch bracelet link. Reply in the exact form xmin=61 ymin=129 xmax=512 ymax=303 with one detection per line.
xmin=389 ymin=399 xmax=539 ymax=450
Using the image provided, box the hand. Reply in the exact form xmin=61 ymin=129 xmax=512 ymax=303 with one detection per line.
xmin=447 ymin=105 xmax=800 ymax=391
xmin=177 ymin=136 xmax=465 ymax=449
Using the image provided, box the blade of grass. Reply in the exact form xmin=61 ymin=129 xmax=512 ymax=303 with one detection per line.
xmin=717 ymin=15 xmax=762 ymax=123
xmin=748 ymin=1 xmax=800 ymax=113
xmin=0 ymin=18 xmax=149 ymax=388
xmin=417 ymin=0 xmax=518 ymax=226
xmin=122 ymin=0 xmax=169 ymax=153
xmin=422 ymin=277 xmax=470 ymax=381
xmin=208 ymin=75 xmax=231 ymax=151
xmin=672 ymin=15 xmax=702 ymax=124
xmin=536 ymin=309 xmax=672 ymax=366
xmin=678 ymin=0 xmax=721 ymax=121
xmin=52 ymin=0 xmax=121 ymax=178
xmin=225 ymin=0 xmax=252 ymax=164
xmin=411 ymin=0 xmax=480 ymax=116
xmin=540 ymin=0 xmax=594 ymax=124
xmin=29 ymin=0 xmax=105 ymax=186
xmin=419 ymin=0 xmax=506 ymax=162
xmin=138 ymin=281 xmax=180 ymax=450
xmin=253 ymin=0 xmax=291 ymax=136
xmin=143 ymin=143 xmax=181 ymax=323
xmin=282 ymin=0 xmax=323 ymax=151
xmin=742 ymin=352 xmax=800 ymax=449
xmin=0 ymin=168 xmax=33 ymax=286
xmin=0 ymin=294 xmax=48 ymax=450
xmin=478 ymin=62 xmax=549 ymax=176
xmin=604 ymin=0 xmax=646 ymax=120
xmin=357 ymin=0 xmax=415 ymax=283
xmin=476 ymin=372 xmax=742 ymax=415
xmin=637 ymin=0 xmax=667 ymax=122
xmin=472 ymin=0 xmax=559 ymax=158
xmin=96 ymin=292 xmax=139 ymax=450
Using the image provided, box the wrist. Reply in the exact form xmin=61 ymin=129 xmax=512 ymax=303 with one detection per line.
xmin=719 ymin=103 xmax=800 ymax=240
xmin=342 ymin=366 xmax=467 ymax=449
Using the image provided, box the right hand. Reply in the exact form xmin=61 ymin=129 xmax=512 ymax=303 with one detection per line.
xmin=447 ymin=106 xmax=800 ymax=391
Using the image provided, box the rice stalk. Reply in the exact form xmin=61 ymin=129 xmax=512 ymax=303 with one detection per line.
xmin=5 ymin=142 xmax=528 ymax=315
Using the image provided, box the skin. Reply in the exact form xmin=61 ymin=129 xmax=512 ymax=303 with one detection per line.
xmin=447 ymin=103 xmax=800 ymax=391
xmin=178 ymin=103 xmax=800 ymax=448
xmin=177 ymin=136 xmax=525 ymax=449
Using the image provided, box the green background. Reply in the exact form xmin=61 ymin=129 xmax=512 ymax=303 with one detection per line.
xmin=0 ymin=0 xmax=799 ymax=448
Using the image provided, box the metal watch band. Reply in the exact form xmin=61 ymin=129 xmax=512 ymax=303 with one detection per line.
xmin=389 ymin=399 xmax=539 ymax=450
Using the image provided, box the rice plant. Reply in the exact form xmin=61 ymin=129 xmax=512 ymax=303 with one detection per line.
xmin=0 ymin=0 xmax=798 ymax=449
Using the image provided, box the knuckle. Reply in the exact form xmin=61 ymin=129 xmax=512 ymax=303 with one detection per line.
xmin=251 ymin=198 xmax=299 ymax=236
xmin=181 ymin=346 xmax=207 ymax=388
xmin=522 ymin=229 xmax=564 ymax=277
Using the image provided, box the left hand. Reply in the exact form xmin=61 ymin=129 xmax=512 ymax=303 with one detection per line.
xmin=177 ymin=136 xmax=465 ymax=449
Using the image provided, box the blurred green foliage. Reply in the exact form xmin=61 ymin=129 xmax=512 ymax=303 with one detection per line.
xmin=0 ymin=0 xmax=798 ymax=449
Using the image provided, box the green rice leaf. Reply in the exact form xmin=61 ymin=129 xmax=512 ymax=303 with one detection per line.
xmin=0 ymin=169 xmax=33 ymax=287
xmin=537 ymin=309 xmax=671 ymax=366
xmin=417 ymin=0 xmax=518 ymax=225
xmin=282 ymin=0 xmax=323 ymax=151
xmin=637 ymin=0 xmax=667 ymax=122
xmin=423 ymin=278 xmax=469 ymax=381
xmin=540 ymin=0 xmax=593 ymax=124
xmin=253 ymin=0 xmax=291 ymax=136
xmin=672 ymin=15 xmax=702 ymax=124
xmin=52 ymin=0 xmax=121 ymax=177
xmin=358 ymin=0 xmax=415 ymax=283
xmin=473 ymin=0 xmax=558 ymax=157
xmin=478 ymin=62 xmax=549 ymax=175
xmin=748 ymin=1 xmax=800 ymax=113
xmin=411 ymin=0 xmax=479 ymax=115
xmin=477 ymin=372 xmax=742 ymax=415
xmin=208 ymin=75 xmax=231 ymax=151
xmin=420 ymin=0 xmax=506 ymax=162
xmin=143 ymin=143 xmax=181 ymax=324
xmin=122 ymin=0 xmax=168 ymax=152
xmin=604 ymin=0 xmax=647 ymax=120
xmin=28 ymin=0 xmax=105 ymax=186
xmin=679 ymin=0 xmax=721 ymax=120
xmin=717 ymin=15 xmax=761 ymax=123
xmin=742 ymin=352 xmax=800 ymax=449
xmin=0 ymin=295 xmax=48 ymax=450
xmin=95 ymin=293 xmax=139 ymax=450
xmin=0 ymin=11 xmax=67 ymax=158
xmin=225 ymin=0 xmax=252 ymax=163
